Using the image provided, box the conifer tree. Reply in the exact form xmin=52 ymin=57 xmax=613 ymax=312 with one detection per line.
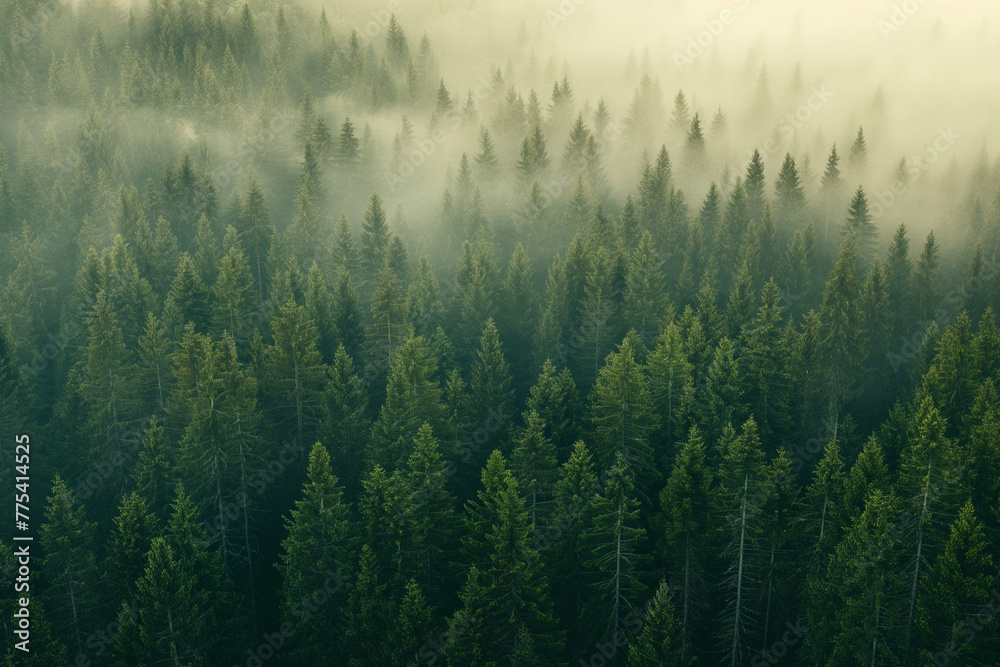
xmin=39 ymin=476 xmax=101 ymax=656
xmin=658 ymin=426 xmax=713 ymax=651
xmin=471 ymin=318 xmax=515 ymax=440
xmin=588 ymin=334 xmax=659 ymax=481
xmin=582 ymin=455 xmax=649 ymax=664
xmin=277 ymin=442 xmax=351 ymax=664
xmin=913 ymin=230 xmax=942 ymax=322
xmin=774 ymin=152 xmax=806 ymax=227
xmin=647 ymin=322 xmax=694 ymax=450
xmin=133 ymin=418 xmax=175 ymax=522
xmin=106 ymin=491 xmax=158 ymax=604
xmin=453 ymin=450 xmax=561 ymax=663
xmin=237 ymin=179 xmax=274 ymax=301
xmin=369 ymin=335 xmax=448 ymax=469
xmin=629 ymin=580 xmax=694 ymax=666
xmin=262 ymin=299 xmax=327 ymax=452
xmin=717 ymin=418 xmax=768 ymax=667
xmin=849 ymin=126 xmax=868 ymax=171
xmin=511 ymin=410 xmax=559 ymax=529
xmin=916 ymin=500 xmax=998 ymax=664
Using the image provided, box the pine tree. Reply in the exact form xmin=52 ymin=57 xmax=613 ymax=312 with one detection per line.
xmin=360 ymin=192 xmax=390 ymax=283
xmin=511 ymin=411 xmax=559 ymax=529
xmin=739 ymin=279 xmax=793 ymax=446
xmin=526 ymin=359 xmax=582 ymax=459
xmin=916 ymin=500 xmax=998 ymax=665
xmin=774 ymin=152 xmax=806 ymax=227
xmin=471 ymin=318 xmax=515 ymax=439
xmin=899 ymin=395 xmax=962 ymax=665
xmin=106 ymin=491 xmax=158 ymax=604
xmin=369 ymin=335 xmax=448 ymax=469
xmin=646 ymin=322 xmax=694 ymax=451
xmin=475 ymin=126 xmax=499 ymax=173
xmin=588 ymin=334 xmax=659 ymax=481
xmin=843 ymin=186 xmax=877 ymax=264
xmin=744 ymin=149 xmax=767 ymax=224
xmin=113 ymin=530 xmax=223 ymax=666
xmin=212 ymin=231 xmax=256 ymax=341
xmin=717 ymin=418 xmax=768 ymax=667
xmin=262 ymin=299 xmax=327 ymax=453
xmin=913 ymin=230 xmax=942 ymax=322
xmin=319 ymin=344 xmax=370 ymax=497
xmin=848 ymin=126 xmax=868 ymax=171
xmin=807 ymin=489 xmax=905 ymax=666
xmin=453 ymin=450 xmax=561 ymax=663
xmin=163 ymin=253 xmax=210 ymax=335
xmin=820 ymin=239 xmax=865 ymax=424
xmin=841 ymin=435 xmax=890 ymax=525
xmin=338 ymin=117 xmax=360 ymax=165
xmin=624 ymin=230 xmax=667 ymax=348
xmin=657 ymin=426 xmax=712 ymax=653
xmin=670 ymin=90 xmax=691 ymax=137
xmin=237 ymin=179 xmax=274 ymax=301
xmin=683 ymin=113 xmax=707 ymax=176
xmin=629 ymin=580 xmax=694 ymax=666
xmin=76 ymin=291 xmax=138 ymax=502
xmin=399 ymin=423 xmax=458 ymax=599
xmin=277 ymin=442 xmax=351 ymax=664
xmin=39 ymin=476 xmax=101 ymax=656
xmin=582 ymin=455 xmax=649 ymax=664
xmin=193 ymin=213 xmax=218 ymax=286
xmin=859 ymin=257 xmax=894 ymax=418
xmin=333 ymin=269 xmax=365 ymax=362
xmin=800 ymin=438 xmax=845 ymax=574
xmin=133 ymin=418 xmax=175 ymax=522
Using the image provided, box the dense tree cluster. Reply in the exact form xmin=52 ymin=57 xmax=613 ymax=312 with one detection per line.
xmin=1 ymin=1 xmax=1000 ymax=665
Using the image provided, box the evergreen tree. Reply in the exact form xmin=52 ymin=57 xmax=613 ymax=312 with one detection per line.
xmin=717 ymin=418 xmax=768 ymax=667
xmin=277 ymin=442 xmax=351 ymax=664
xmin=369 ymin=335 xmax=448 ymax=469
xmin=106 ymin=491 xmax=158 ymax=604
xmin=452 ymin=450 xmax=561 ymax=663
xmin=916 ymin=500 xmax=998 ymax=665
xmin=628 ymin=580 xmax=694 ymax=666
xmin=913 ymin=230 xmax=942 ymax=322
xmin=511 ymin=410 xmax=559 ymax=529
xmin=848 ymin=126 xmax=868 ymax=171
xmin=588 ymin=334 xmax=659 ymax=481
xmin=581 ymin=455 xmax=649 ymax=665
xmin=843 ymin=186 xmax=877 ymax=264
xmin=774 ymin=152 xmax=806 ymax=227
xmin=471 ymin=319 xmax=515 ymax=441
xmin=39 ymin=477 xmax=101 ymax=656
xmin=263 ymin=299 xmax=327 ymax=451
xmin=657 ymin=426 xmax=713 ymax=653
xmin=360 ymin=192 xmax=390 ymax=282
